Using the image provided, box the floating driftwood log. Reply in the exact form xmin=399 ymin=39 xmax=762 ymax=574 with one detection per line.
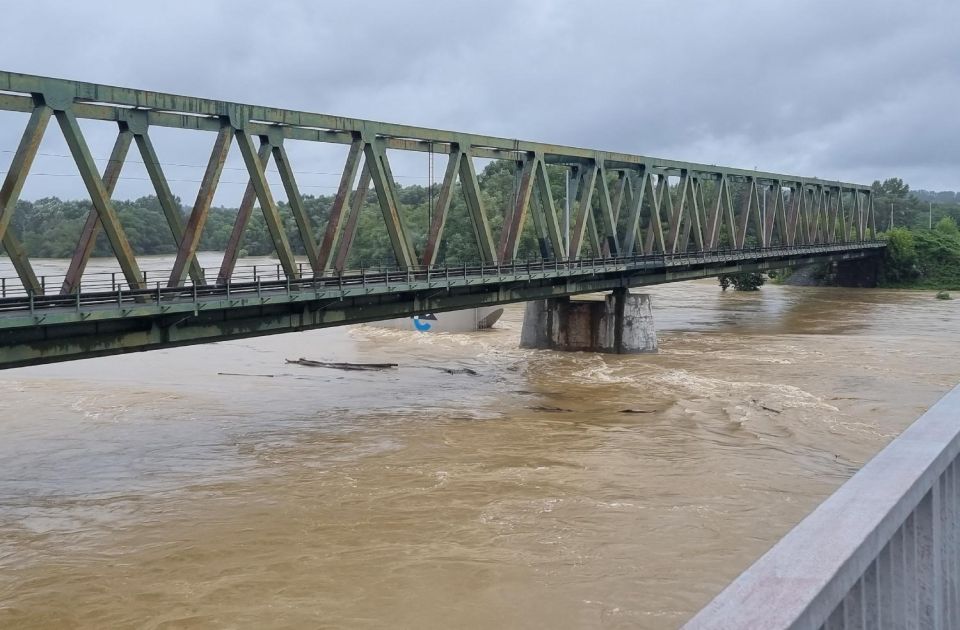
xmin=285 ymin=358 xmax=398 ymax=371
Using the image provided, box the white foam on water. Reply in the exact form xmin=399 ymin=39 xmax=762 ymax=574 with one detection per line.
xmin=569 ymin=357 xmax=636 ymax=384
xmin=650 ymin=368 xmax=839 ymax=412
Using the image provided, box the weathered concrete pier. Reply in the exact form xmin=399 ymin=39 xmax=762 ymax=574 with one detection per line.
xmin=519 ymin=289 xmax=658 ymax=354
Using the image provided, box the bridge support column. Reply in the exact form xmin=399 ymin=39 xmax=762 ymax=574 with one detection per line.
xmin=831 ymin=256 xmax=881 ymax=288
xmin=520 ymin=289 xmax=657 ymax=354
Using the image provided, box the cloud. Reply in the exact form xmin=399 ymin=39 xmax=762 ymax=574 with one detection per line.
xmin=0 ymin=0 xmax=956 ymax=203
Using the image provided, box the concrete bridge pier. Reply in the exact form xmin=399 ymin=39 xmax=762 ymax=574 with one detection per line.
xmin=519 ymin=288 xmax=657 ymax=354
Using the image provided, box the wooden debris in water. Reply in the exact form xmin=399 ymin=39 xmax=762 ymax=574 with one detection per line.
xmin=218 ymin=372 xmax=276 ymax=378
xmin=285 ymin=358 xmax=398 ymax=371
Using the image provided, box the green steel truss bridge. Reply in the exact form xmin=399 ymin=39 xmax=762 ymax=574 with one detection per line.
xmin=0 ymin=71 xmax=883 ymax=368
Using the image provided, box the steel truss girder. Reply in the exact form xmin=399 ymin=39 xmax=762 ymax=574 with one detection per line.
xmin=0 ymin=73 xmax=871 ymax=190
xmin=0 ymin=71 xmax=875 ymax=293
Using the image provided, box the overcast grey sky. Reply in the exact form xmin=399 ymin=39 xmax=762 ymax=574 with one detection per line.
xmin=0 ymin=0 xmax=956 ymax=204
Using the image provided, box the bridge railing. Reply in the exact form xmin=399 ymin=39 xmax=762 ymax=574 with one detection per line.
xmin=0 ymin=242 xmax=884 ymax=299
xmin=0 ymin=242 xmax=884 ymax=318
xmin=685 ymin=384 xmax=960 ymax=629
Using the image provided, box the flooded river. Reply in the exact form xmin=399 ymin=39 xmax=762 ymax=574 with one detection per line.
xmin=1 ymin=257 xmax=958 ymax=628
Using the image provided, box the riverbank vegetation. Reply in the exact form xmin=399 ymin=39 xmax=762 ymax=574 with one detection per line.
xmin=874 ymin=178 xmax=960 ymax=289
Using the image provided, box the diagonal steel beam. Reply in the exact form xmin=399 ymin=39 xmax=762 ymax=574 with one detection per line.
xmin=735 ymin=178 xmax=761 ymax=249
xmin=0 ymin=105 xmax=51 ymax=244
xmin=667 ymin=172 xmax=691 ymax=253
xmin=703 ymin=177 xmax=721 ymax=249
xmin=458 ymin=150 xmax=497 ymax=264
xmin=622 ymin=170 xmax=648 ymax=255
xmin=218 ymin=138 xmax=272 ymax=285
xmin=421 ymin=146 xmax=462 ymax=266
xmin=233 ymin=129 xmax=298 ymax=278
xmin=687 ymin=177 xmax=706 ymax=251
xmin=837 ymin=189 xmax=848 ymax=243
xmin=55 ymin=108 xmax=144 ymax=289
xmin=720 ymin=175 xmax=737 ymax=249
xmin=568 ymin=164 xmax=598 ymax=260
xmin=273 ymin=143 xmax=321 ymax=275
xmin=364 ymin=139 xmax=415 ymax=268
xmin=645 ymin=174 xmax=670 ymax=254
xmin=855 ymin=191 xmax=866 ymax=241
xmin=824 ymin=189 xmax=839 ymax=244
xmin=595 ymin=164 xmax=620 ymax=256
xmin=525 ymin=160 xmax=551 ymax=259
xmin=763 ymin=183 xmax=786 ymax=246
xmin=533 ymin=156 xmax=564 ymax=259
xmin=60 ymin=128 xmax=133 ymax=294
xmin=806 ymin=187 xmax=819 ymax=244
xmin=499 ymin=155 xmax=536 ymax=263
xmin=496 ymin=163 xmax=518 ymax=259
xmin=135 ymin=131 xmax=206 ymax=285
xmin=334 ymin=161 xmax=371 ymax=272
xmin=784 ymin=185 xmax=801 ymax=246
xmin=169 ymin=125 xmax=233 ymax=287
xmin=2 ymin=233 xmax=40 ymax=294
xmin=317 ymin=138 xmax=364 ymax=272
xmin=0 ymin=104 xmax=50 ymax=294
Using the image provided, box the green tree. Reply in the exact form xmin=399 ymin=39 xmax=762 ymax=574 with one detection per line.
xmin=881 ymin=227 xmax=918 ymax=283
xmin=935 ymin=216 xmax=959 ymax=237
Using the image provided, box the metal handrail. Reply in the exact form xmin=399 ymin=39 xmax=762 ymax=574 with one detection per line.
xmin=0 ymin=241 xmax=885 ymax=299
xmin=0 ymin=242 xmax=884 ymax=316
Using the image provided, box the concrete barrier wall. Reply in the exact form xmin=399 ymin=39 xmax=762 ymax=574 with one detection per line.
xmin=685 ymin=384 xmax=960 ymax=629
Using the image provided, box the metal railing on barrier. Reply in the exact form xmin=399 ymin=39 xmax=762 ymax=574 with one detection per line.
xmin=0 ymin=242 xmax=884 ymax=316
xmin=685 ymin=383 xmax=960 ymax=629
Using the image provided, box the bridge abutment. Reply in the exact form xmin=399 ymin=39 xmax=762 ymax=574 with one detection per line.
xmin=831 ymin=256 xmax=882 ymax=288
xmin=519 ymin=289 xmax=657 ymax=354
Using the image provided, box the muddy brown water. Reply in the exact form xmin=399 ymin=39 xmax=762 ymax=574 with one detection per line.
xmin=1 ymin=260 xmax=958 ymax=628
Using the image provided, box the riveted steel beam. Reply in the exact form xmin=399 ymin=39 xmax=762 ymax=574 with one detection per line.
xmin=667 ymin=172 xmax=691 ymax=253
xmin=644 ymin=173 xmax=670 ymax=255
xmin=421 ymin=146 xmax=461 ymax=267
xmin=1 ymin=233 xmax=40 ymax=295
xmin=364 ymin=139 xmax=415 ymax=268
xmin=720 ymin=175 xmax=737 ymax=249
xmin=771 ymin=183 xmax=789 ymax=246
xmin=532 ymin=156 xmax=564 ymax=259
xmin=0 ymin=105 xmax=50 ymax=245
xmin=622 ymin=170 xmax=648 ymax=255
xmin=55 ymin=107 xmax=144 ymax=290
xmin=334 ymin=161 xmax=371 ymax=272
xmin=273 ymin=143 xmax=321 ymax=275
xmin=595 ymin=163 xmax=620 ymax=257
xmin=704 ymin=175 xmax=726 ymax=250
xmin=735 ymin=178 xmax=762 ymax=249
xmin=169 ymin=124 xmax=233 ymax=287
xmin=60 ymin=127 xmax=133 ymax=294
xmin=499 ymin=155 xmax=536 ymax=263
xmin=525 ymin=160 xmax=551 ymax=259
xmin=568 ymin=164 xmax=598 ymax=260
xmin=0 ymin=104 xmax=50 ymax=294
xmin=218 ymin=138 xmax=273 ymax=285
xmin=135 ymin=131 xmax=206 ymax=286
xmin=317 ymin=137 xmax=364 ymax=272
xmin=457 ymin=150 xmax=497 ymax=264
xmin=233 ymin=129 xmax=298 ymax=278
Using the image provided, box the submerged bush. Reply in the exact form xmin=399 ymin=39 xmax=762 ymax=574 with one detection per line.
xmin=718 ymin=272 xmax=766 ymax=291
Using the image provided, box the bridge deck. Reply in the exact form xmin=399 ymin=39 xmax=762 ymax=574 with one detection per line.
xmin=0 ymin=243 xmax=883 ymax=369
